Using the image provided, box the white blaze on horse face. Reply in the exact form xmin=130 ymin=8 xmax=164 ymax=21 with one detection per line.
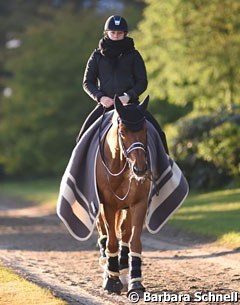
xmin=129 ymin=149 xmax=148 ymax=182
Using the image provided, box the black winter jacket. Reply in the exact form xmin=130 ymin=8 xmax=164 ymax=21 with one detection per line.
xmin=82 ymin=48 xmax=148 ymax=103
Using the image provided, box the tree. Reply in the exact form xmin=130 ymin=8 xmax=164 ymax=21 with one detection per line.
xmin=134 ymin=0 xmax=240 ymax=188
xmin=177 ymin=0 xmax=240 ymax=112
xmin=135 ymin=0 xmax=240 ymax=113
xmin=0 ymin=1 xmax=146 ymax=178
xmin=0 ymin=9 xmax=105 ymax=176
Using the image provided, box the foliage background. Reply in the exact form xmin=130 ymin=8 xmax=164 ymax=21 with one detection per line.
xmin=0 ymin=0 xmax=239 ymax=189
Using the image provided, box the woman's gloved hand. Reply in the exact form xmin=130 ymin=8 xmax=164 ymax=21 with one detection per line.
xmin=99 ymin=96 xmax=114 ymax=108
xmin=119 ymin=93 xmax=130 ymax=105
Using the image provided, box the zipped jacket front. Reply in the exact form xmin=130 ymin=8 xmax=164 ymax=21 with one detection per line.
xmin=83 ymin=49 xmax=148 ymax=103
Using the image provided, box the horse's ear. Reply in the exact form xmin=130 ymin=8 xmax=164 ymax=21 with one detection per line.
xmin=137 ymin=95 xmax=149 ymax=113
xmin=114 ymin=95 xmax=126 ymax=117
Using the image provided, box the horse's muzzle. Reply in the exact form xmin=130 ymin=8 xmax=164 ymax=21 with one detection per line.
xmin=133 ymin=164 xmax=148 ymax=177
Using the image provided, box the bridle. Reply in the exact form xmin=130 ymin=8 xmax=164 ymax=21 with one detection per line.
xmin=118 ymin=129 xmax=147 ymax=162
xmin=99 ymin=114 xmax=148 ymax=174
xmin=98 ymin=111 xmax=150 ymax=200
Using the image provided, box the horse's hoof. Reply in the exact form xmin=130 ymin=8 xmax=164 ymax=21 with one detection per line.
xmin=103 ymin=276 xmax=123 ymax=295
xmin=127 ymin=281 xmax=145 ymax=298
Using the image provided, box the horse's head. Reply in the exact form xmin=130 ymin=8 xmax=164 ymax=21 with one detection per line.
xmin=114 ymin=95 xmax=149 ymax=181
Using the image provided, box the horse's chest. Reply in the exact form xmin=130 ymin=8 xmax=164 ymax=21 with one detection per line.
xmin=100 ymin=176 xmax=150 ymax=209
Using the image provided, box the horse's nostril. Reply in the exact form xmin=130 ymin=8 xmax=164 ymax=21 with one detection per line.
xmin=133 ymin=165 xmax=147 ymax=177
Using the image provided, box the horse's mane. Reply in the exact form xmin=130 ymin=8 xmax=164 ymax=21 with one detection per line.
xmin=111 ymin=111 xmax=119 ymax=128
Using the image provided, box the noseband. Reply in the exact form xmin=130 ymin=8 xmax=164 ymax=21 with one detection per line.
xmin=118 ymin=130 xmax=147 ymax=160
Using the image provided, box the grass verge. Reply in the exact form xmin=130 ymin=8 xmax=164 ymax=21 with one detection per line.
xmin=0 ymin=179 xmax=240 ymax=247
xmin=169 ymin=188 xmax=240 ymax=248
xmin=0 ymin=179 xmax=60 ymax=207
xmin=0 ymin=265 xmax=68 ymax=305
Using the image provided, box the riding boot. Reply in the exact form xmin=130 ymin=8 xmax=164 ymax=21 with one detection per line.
xmin=76 ymin=105 xmax=103 ymax=143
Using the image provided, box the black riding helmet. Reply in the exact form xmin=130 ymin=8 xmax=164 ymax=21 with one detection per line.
xmin=104 ymin=15 xmax=128 ymax=32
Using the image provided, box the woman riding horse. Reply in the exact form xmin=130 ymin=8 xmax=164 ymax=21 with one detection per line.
xmin=78 ymin=14 xmax=168 ymax=296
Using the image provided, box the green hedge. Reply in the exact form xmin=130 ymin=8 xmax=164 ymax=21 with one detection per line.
xmin=171 ymin=112 xmax=240 ymax=189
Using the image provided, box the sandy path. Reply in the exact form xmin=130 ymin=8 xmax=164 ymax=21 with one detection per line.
xmin=0 ymin=196 xmax=239 ymax=305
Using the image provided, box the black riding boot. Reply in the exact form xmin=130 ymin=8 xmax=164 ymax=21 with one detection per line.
xmin=76 ymin=105 xmax=104 ymax=143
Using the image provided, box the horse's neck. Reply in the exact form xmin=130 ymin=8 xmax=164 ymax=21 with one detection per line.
xmin=105 ymin=125 xmax=125 ymax=167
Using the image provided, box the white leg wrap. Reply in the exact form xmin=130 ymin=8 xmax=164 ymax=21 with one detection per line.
xmin=106 ymin=269 xmax=120 ymax=277
xmin=120 ymin=241 xmax=129 ymax=248
xmin=119 ymin=268 xmax=129 ymax=275
xmin=105 ymin=250 xmax=119 ymax=257
xmin=98 ymin=235 xmax=107 ymax=241
xmin=130 ymin=277 xmax=143 ymax=284
xmin=129 ymin=252 xmax=142 ymax=259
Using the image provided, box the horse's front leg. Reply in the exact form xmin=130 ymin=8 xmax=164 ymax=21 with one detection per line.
xmin=119 ymin=209 xmax=131 ymax=290
xmin=128 ymin=201 xmax=147 ymax=297
xmin=102 ymin=204 xmax=123 ymax=294
xmin=96 ymin=208 xmax=107 ymax=268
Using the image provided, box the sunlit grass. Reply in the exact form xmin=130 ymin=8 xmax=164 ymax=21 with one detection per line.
xmin=0 ymin=265 xmax=68 ymax=305
xmin=219 ymin=232 xmax=240 ymax=247
xmin=1 ymin=180 xmax=240 ymax=247
xmin=0 ymin=179 xmax=60 ymax=207
xmin=169 ymin=188 xmax=240 ymax=247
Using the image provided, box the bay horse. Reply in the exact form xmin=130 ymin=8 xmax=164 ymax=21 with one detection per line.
xmin=96 ymin=95 xmax=151 ymax=296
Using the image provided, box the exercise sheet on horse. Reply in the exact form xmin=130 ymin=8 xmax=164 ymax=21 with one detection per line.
xmin=57 ymin=110 xmax=189 ymax=241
